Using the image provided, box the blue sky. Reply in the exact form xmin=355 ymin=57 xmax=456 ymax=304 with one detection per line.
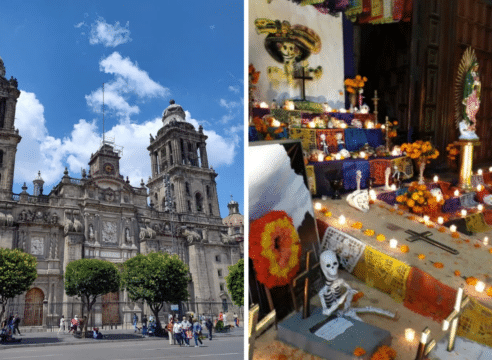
xmin=0 ymin=0 xmax=244 ymax=217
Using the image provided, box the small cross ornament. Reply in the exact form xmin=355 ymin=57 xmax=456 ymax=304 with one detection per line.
xmin=442 ymin=287 xmax=470 ymax=352
xmin=292 ymin=250 xmax=320 ymax=319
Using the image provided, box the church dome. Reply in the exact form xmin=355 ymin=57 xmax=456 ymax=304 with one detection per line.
xmin=162 ymin=99 xmax=186 ymax=127
xmin=223 ymin=213 xmax=243 ymax=227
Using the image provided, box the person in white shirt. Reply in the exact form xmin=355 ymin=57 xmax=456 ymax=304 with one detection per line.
xmin=57 ymin=315 xmax=65 ymax=334
xmin=173 ymin=321 xmax=183 ymax=346
xmin=181 ymin=316 xmax=192 ymax=346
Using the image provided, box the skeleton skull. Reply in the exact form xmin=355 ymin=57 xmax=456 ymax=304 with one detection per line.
xmin=278 ymin=41 xmax=299 ymax=60
xmin=320 ymin=250 xmax=339 ymax=281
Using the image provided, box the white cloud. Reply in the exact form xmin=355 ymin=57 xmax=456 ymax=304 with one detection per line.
xmin=219 ymin=98 xmax=242 ymax=124
xmin=85 ymin=52 xmax=169 ymax=123
xmin=228 ymin=85 xmax=240 ymax=94
xmin=74 ymin=21 xmax=85 ymax=29
xmin=14 ymin=92 xmax=238 ymax=192
xmin=89 ymin=17 xmax=132 ymax=47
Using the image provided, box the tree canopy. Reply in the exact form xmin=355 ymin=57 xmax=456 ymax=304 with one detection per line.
xmin=226 ymin=258 xmax=243 ymax=307
xmin=65 ymin=258 xmax=120 ymax=333
xmin=0 ymin=248 xmax=37 ymax=322
xmin=121 ymin=252 xmax=190 ymax=325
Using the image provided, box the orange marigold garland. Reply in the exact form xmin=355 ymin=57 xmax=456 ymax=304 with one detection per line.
xmin=352 ymin=222 xmax=363 ymax=229
xmin=376 ymin=234 xmax=386 ymax=242
xmin=250 ymin=211 xmax=301 ymax=289
xmin=454 ymin=270 xmax=461 ymax=276
xmin=364 ymin=229 xmax=375 ymax=236
xmin=400 ymin=245 xmax=409 ymax=253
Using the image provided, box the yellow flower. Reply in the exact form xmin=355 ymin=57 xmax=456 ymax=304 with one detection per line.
xmin=376 ymin=234 xmax=386 ymax=242
xmin=364 ymin=229 xmax=375 ymax=236
xmin=352 ymin=222 xmax=363 ymax=230
xmin=411 ymin=193 xmax=420 ymax=201
xmin=407 ymin=199 xmax=415 ymax=207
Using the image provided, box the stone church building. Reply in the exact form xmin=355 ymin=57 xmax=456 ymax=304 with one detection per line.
xmin=0 ymin=57 xmax=243 ymax=328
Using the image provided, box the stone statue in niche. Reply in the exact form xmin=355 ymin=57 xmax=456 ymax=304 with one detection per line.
xmin=125 ymin=228 xmax=133 ymax=245
xmin=89 ymin=224 xmax=95 ymax=241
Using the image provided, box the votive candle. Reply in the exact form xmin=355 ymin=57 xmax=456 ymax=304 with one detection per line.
xmin=476 ymin=281 xmax=486 ymax=293
xmin=437 ymin=217 xmax=444 ymax=225
xmin=405 ymin=328 xmax=415 ymax=342
xmin=484 ymin=236 xmax=489 ymax=246
xmin=389 ymin=239 xmax=398 ymax=249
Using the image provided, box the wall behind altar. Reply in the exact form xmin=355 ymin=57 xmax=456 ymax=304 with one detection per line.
xmin=249 ymin=0 xmax=345 ymax=109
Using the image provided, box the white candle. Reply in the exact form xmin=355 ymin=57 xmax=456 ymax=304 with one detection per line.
xmin=318 ymin=153 xmax=324 ymax=162
xmin=437 ymin=217 xmax=444 ymax=225
xmin=339 ymin=215 xmax=346 ymax=225
xmin=314 ymin=202 xmax=322 ymax=211
xmin=360 ymin=151 xmax=366 ymax=159
xmin=405 ymin=328 xmax=415 ymax=342
xmin=308 ymin=121 xmax=315 ymax=128
xmin=484 ymin=236 xmax=489 ymax=246
xmin=476 ymin=281 xmax=486 ymax=293
xmin=381 ymin=125 xmax=386 ymax=130
xmin=450 ymin=225 xmax=457 ymax=232
xmin=477 ymin=184 xmax=483 ymax=191
xmin=390 ymin=184 xmax=397 ymax=191
xmin=433 ymin=175 xmax=439 ymax=183
xmin=478 ymin=169 xmax=483 ymax=175
xmin=340 ymin=123 xmax=347 ymax=129
xmin=478 ymin=204 xmax=484 ymax=211
xmin=335 ymin=153 xmax=342 ymax=160
xmin=489 ymin=166 xmax=492 ymax=172
xmin=271 ymin=119 xmax=281 ymax=127
xmin=369 ymin=190 xmax=377 ymax=201
xmin=260 ymin=101 xmax=269 ymax=109
xmin=436 ymin=194 xmax=442 ymax=203
xmin=423 ymin=215 xmax=430 ymax=222
xmin=454 ymin=190 xmax=460 ymax=197
xmin=461 ymin=209 xmax=467 ymax=217
xmin=389 ymin=239 xmax=398 ymax=249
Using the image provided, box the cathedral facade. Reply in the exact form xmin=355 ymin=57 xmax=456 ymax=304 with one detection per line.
xmin=0 ymin=57 xmax=242 ymax=328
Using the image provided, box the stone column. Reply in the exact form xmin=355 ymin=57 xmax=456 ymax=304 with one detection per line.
xmin=150 ymin=152 xmax=157 ymax=177
xmin=199 ymin=143 xmax=209 ymax=169
xmin=172 ymin=140 xmax=180 ymax=166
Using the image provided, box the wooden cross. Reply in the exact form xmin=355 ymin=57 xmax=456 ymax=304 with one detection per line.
xmin=405 ymin=229 xmax=459 ymax=255
xmin=442 ymin=287 xmax=470 ymax=352
xmin=294 ymin=66 xmax=313 ymax=101
xmin=292 ymin=250 xmax=320 ymax=319
xmin=372 ymin=90 xmax=379 ymax=124
xmin=248 ymin=304 xmax=276 ymax=360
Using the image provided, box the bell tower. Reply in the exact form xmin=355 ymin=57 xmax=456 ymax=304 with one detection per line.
xmin=0 ymin=56 xmax=22 ymax=201
xmin=147 ymin=100 xmax=221 ymax=218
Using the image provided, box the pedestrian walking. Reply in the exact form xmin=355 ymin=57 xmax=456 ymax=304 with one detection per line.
xmin=193 ymin=318 xmax=203 ymax=347
xmin=173 ymin=320 xmax=183 ymax=346
xmin=133 ymin=313 xmax=139 ymax=333
xmin=233 ymin=312 xmax=239 ymax=327
xmin=167 ymin=317 xmax=174 ymax=345
xmin=12 ymin=314 xmax=21 ymax=335
xmin=181 ymin=316 xmax=192 ymax=347
xmin=141 ymin=314 xmax=148 ymax=336
xmin=69 ymin=315 xmax=79 ymax=334
xmin=205 ymin=317 xmax=213 ymax=340
xmin=57 ymin=315 xmax=65 ymax=334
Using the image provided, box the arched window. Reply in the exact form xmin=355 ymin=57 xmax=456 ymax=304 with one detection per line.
xmin=195 ymin=192 xmax=203 ymax=212
xmin=209 ymin=203 xmax=213 ymax=215
xmin=206 ymin=185 xmax=210 ymax=197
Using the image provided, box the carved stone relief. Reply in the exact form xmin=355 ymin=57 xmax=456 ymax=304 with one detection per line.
xmin=31 ymin=237 xmax=44 ymax=256
xmin=102 ymin=221 xmax=117 ymax=243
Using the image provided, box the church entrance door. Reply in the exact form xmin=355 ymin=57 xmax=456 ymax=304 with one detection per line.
xmin=23 ymin=288 xmax=44 ymax=326
xmin=102 ymin=292 xmax=120 ymax=325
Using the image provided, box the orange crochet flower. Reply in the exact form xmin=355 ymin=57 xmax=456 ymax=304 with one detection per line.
xmin=352 ymin=291 xmax=364 ymax=303
xmin=364 ymin=229 xmax=375 ymax=236
xmin=451 ymin=232 xmax=460 ymax=238
xmin=400 ymin=245 xmax=409 ymax=253
xmin=454 ymin=270 xmax=461 ymax=276
xmin=433 ymin=262 xmax=444 ymax=268
xmin=438 ymin=227 xmax=447 ymax=232
xmin=352 ymin=222 xmax=363 ymax=230
xmin=376 ymin=234 xmax=386 ymax=242
xmin=418 ymin=254 xmax=426 ymax=260
xmin=466 ymin=277 xmax=478 ymax=286
xmin=354 ymin=347 xmax=366 ymax=356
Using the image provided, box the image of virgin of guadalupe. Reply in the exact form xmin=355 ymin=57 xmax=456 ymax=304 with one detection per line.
xmin=462 ymin=61 xmax=481 ymax=131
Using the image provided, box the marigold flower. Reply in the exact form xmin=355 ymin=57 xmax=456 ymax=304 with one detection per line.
xmin=353 ymin=347 xmax=366 ymax=356
xmin=433 ymin=262 xmax=444 ymax=268
xmin=376 ymin=234 xmax=386 ymax=242
xmin=418 ymin=254 xmax=426 ymax=260
xmin=487 ymin=287 xmax=492 ymax=297
xmin=325 ymin=211 xmax=332 ymax=217
xmin=454 ymin=270 xmax=461 ymax=276
xmin=352 ymin=222 xmax=363 ymax=229
xmin=438 ymin=227 xmax=446 ymax=232
xmin=466 ymin=277 xmax=478 ymax=286
xmin=352 ymin=292 xmax=364 ymax=303
xmin=364 ymin=229 xmax=375 ymax=236
xmin=474 ymin=243 xmax=481 ymax=248
xmin=452 ymin=232 xmax=460 ymax=238
xmin=400 ymin=245 xmax=409 ymax=253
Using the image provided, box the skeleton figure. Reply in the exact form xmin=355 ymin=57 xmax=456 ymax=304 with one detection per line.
xmin=319 ymin=134 xmax=329 ymax=155
xmin=319 ymin=250 xmax=397 ymax=321
xmin=346 ymin=171 xmax=369 ymax=212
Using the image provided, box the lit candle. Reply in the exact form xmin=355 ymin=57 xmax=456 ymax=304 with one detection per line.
xmin=476 ymin=281 xmax=486 ymax=293
xmin=405 ymin=328 xmax=415 ymax=342
xmin=314 ymin=202 xmax=322 ymax=211
xmin=389 ymin=239 xmax=398 ymax=249
xmin=450 ymin=225 xmax=457 ymax=232
xmin=477 ymin=184 xmax=483 ymax=191
xmin=437 ymin=217 xmax=444 ymax=225
xmin=461 ymin=209 xmax=467 ymax=217
xmin=478 ymin=204 xmax=484 ymax=211
xmin=390 ymin=184 xmax=397 ymax=191
xmin=478 ymin=169 xmax=483 ymax=175
xmin=391 ymin=148 xmax=398 ymax=156
xmin=340 ymin=123 xmax=347 ymax=129
xmin=335 ymin=153 xmax=342 ymax=160
xmin=366 ymin=121 xmax=374 ymax=129
xmin=369 ymin=189 xmax=377 ymax=201
xmin=484 ymin=236 xmax=489 ymax=246
xmin=339 ymin=215 xmax=346 ymax=225
xmin=381 ymin=125 xmax=386 ymax=130
xmin=435 ymin=194 xmax=442 ymax=203
xmin=423 ymin=215 xmax=430 ymax=223
xmin=271 ymin=119 xmax=281 ymax=127
xmin=318 ymin=153 xmax=324 ymax=162
xmin=260 ymin=101 xmax=269 ymax=109
xmin=360 ymin=151 xmax=366 ymax=159
xmin=433 ymin=175 xmax=439 ymax=183
xmin=454 ymin=190 xmax=460 ymax=197
xmin=489 ymin=166 xmax=492 ymax=172
xmin=308 ymin=121 xmax=315 ymax=128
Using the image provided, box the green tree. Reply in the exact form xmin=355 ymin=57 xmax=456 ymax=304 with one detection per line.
xmin=121 ymin=252 xmax=190 ymax=333
xmin=0 ymin=248 xmax=37 ymax=323
xmin=64 ymin=259 xmax=120 ymax=335
xmin=226 ymin=258 xmax=244 ymax=307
